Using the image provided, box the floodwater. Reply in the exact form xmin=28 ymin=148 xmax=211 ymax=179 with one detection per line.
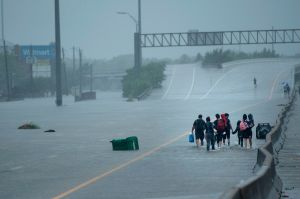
xmin=0 ymin=59 xmax=298 ymax=199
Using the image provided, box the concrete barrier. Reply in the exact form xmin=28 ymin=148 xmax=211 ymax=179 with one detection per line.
xmin=220 ymin=64 xmax=299 ymax=199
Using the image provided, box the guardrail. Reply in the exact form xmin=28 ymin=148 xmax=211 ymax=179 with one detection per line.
xmin=221 ymin=64 xmax=299 ymax=199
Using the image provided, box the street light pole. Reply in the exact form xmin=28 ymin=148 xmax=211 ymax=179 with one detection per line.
xmin=1 ymin=0 xmax=10 ymax=101
xmin=117 ymin=0 xmax=142 ymax=69
xmin=55 ymin=0 xmax=62 ymax=106
xmin=137 ymin=0 xmax=142 ymax=69
xmin=117 ymin=11 xmax=138 ymax=32
xmin=138 ymin=0 xmax=141 ymax=34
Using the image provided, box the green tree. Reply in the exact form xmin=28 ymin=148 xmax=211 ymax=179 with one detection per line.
xmin=122 ymin=62 xmax=166 ymax=99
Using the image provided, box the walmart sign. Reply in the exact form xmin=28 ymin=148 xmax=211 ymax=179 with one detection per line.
xmin=19 ymin=45 xmax=55 ymax=63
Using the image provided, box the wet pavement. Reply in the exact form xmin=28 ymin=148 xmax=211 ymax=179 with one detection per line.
xmin=277 ymin=93 xmax=300 ymax=199
xmin=0 ymin=59 xmax=298 ymax=199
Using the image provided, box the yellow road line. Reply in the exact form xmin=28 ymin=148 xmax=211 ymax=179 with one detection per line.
xmin=52 ymin=132 xmax=189 ymax=199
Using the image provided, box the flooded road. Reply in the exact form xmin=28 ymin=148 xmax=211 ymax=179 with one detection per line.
xmin=0 ymin=59 xmax=298 ymax=199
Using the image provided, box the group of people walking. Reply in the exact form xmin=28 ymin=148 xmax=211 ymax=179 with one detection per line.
xmin=191 ymin=113 xmax=255 ymax=151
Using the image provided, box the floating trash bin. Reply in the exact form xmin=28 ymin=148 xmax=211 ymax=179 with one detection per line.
xmin=110 ymin=136 xmax=139 ymax=151
xmin=126 ymin=136 xmax=139 ymax=150
xmin=110 ymin=139 xmax=128 ymax=151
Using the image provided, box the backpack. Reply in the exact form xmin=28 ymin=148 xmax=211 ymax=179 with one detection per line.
xmin=239 ymin=121 xmax=248 ymax=131
xmin=216 ymin=119 xmax=226 ymax=131
xmin=221 ymin=114 xmax=228 ymax=127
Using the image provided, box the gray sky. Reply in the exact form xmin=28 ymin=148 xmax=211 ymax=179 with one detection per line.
xmin=2 ymin=0 xmax=300 ymax=59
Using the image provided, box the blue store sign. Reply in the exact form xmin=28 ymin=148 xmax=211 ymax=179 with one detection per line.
xmin=19 ymin=45 xmax=55 ymax=61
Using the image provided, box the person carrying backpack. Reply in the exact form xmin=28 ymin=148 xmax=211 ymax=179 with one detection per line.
xmin=192 ymin=114 xmax=206 ymax=148
xmin=205 ymin=116 xmax=215 ymax=151
xmin=224 ymin=113 xmax=233 ymax=146
xmin=247 ymin=113 xmax=255 ymax=149
xmin=221 ymin=113 xmax=227 ymax=146
xmin=213 ymin=114 xmax=225 ymax=148
xmin=233 ymin=120 xmax=243 ymax=147
xmin=240 ymin=114 xmax=249 ymax=148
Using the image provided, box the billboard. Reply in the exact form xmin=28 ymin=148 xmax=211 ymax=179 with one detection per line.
xmin=18 ymin=45 xmax=55 ymax=64
xmin=16 ymin=45 xmax=55 ymax=78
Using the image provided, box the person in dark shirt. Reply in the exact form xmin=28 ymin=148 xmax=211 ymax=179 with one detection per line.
xmin=224 ymin=113 xmax=233 ymax=146
xmin=205 ymin=116 xmax=215 ymax=151
xmin=233 ymin=120 xmax=243 ymax=147
xmin=247 ymin=113 xmax=255 ymax=149
xmin=213 ymin=114 xmax=224 ymax=148
xmin=192 ymin=114 xmax=206 ymax=148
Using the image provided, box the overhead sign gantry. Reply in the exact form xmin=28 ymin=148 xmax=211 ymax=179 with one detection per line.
xmin=139 ymin=29 xmax=300 ymax=48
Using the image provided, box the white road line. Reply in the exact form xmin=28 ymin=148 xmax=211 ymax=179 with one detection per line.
xmin=200 ymin=69 xmax=231 ymax=100
xmin=184 ymin=67 xmax=196 ymax=100
xmin=10 ymin=166 xmax=23 ymax=171
xmin=162 ymin=66 xmax=177 ymax=99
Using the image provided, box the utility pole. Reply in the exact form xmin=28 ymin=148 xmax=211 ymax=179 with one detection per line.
xmin=134 ymin=0 xmax=142 ymax=69
xmin=79 ymin=48 xmax=82 ymax=95
xmin=89 ymin=64 xmax=93 ymax=92
xmin=30 ymin=45 xmax=34 ymax=97
xmin=55 ymin=0 xmax=62 ymax=106
xmin=72 ymin=46 xmax=75 ymax=91
xmin=272 ymin=26 xmax=275 ymax=53
xmin=1 ymin=0 xmax=10 ymax=101
xmin=62 ymin=47 xmax=68 ymax=95
xmin=3 ymin=40 xmax=9 ymax=100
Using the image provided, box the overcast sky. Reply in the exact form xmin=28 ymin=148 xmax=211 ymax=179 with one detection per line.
xmin=2 ymin=0 xmax=300 ymax=59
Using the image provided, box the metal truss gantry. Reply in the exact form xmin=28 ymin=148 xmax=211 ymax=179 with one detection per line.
xmin=140 ymin=29 xmax=300 ymax=48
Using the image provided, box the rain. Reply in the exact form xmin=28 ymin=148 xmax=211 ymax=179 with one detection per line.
xmin=0 ymin=1 xmax=300 ymax=199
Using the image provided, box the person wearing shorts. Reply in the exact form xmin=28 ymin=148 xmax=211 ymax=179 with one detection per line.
xmin=192 ymin=114 xmax=206 ymax=148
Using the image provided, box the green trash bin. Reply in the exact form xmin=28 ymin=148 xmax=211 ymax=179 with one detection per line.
xmin=126 ymin=136 xmax=139 ymax=150
xmin=110 ymin=136 xmax=139 ymax=151
xmin=110 ymin=139 xmax=128 ymax=151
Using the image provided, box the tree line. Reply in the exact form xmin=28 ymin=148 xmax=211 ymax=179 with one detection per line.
xmin=202 ymin=48 xmax=279 ymax=67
